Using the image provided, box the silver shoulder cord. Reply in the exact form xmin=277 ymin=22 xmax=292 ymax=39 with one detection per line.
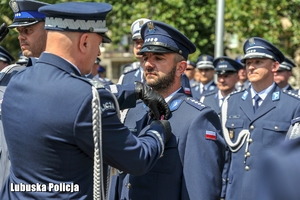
xmin=221 ymin=95 xmax=251 ymax=153
xmin=91 ymin=85 xmax=119 ymax=200
xmin=286 ymin=122 xmax=300 ymax=140
xmin=92 ymin=85 xmax=105 ymax=200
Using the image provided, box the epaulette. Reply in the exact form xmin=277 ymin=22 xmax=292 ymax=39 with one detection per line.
xmin=203 ymin=91 xmax=217 ymax=97
xmin=190 ymin=82 xmax=199 ymax=88
xmin=123 ymin=67 xmax=139 ymax=75
xmin=185 ymin=97 xmax=206 ymax=111
xmin=282 ymin=89 xmax=300 ymax=100
xmin=229 ymin=90 xmax=244 ymax=97
xmin=70 ymin=73 xmax=105 ymax=89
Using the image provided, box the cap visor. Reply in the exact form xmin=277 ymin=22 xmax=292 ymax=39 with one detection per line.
xmin=138 ymin=46 xmax=174 ymax=55
xmin=99 ymin=33 xmax=111 ymax=43
xmin=8 ymin=21 xmax=39 ymax=28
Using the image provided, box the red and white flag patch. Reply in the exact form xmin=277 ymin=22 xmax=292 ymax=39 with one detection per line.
xmin=206 ymin=130 xmax=217 ymax=140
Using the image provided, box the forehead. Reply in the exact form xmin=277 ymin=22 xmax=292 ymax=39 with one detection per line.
xmin=133 ymin=38 xmax=143 ymax=43
xmin=16 ymin=22 xmax=42 ymax=31
xmin=245 ymin=57 xmax=272 ymax=62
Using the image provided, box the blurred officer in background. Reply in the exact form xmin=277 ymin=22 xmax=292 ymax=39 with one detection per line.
xmin=221 ymin=37 xmax=300 ymax=200
xmin=274 ymin=57 xmax=296 ymax=91
xmin=0 ymin=46 xmax=14 ymax=70
xmin=184 ymin=60 xmax=197 ymax=85
xmin=200 ymin=56 xmax=243 ymax=116
xmin=16 ymin=51 xmax=29 ymax=66
xmin=0 ymin=0 xmax=49 ymax=86
xmin=235 ymin=54 xmax=251 ymax=91
xmin=0 ymin=2 xmax=172 ymax=199
xmin=97 ymin=65 xmax=114 ymax=86
xmin=118 ymin=18 xmax=150 ymax=84
xmin=191 ymin=54 xmax=217 ymax=100
xmin=113 ymin=20 xmax=225 ymax=200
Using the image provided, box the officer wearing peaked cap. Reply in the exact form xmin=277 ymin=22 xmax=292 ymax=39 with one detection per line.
xmin=274 ymin=57 xmax=296 ymax=91
xmin=0 ymin=2 xmax=173 ymax=199
xmin=114 ymin=20 xmax=225 ymax=200
xmin=221 ymin=37 xmax=300 ymax=200
xmin=184 ymin=60 xmax=197 ymax=85
xmin=191 ymin=54 xmax=217 ymax=100
xmin=0 ymin=0 xmax=49 ymax=87
xmin=200 ymin=56 xmax=243 ymax=116
xmin=0 ymin=46 xmax=15 ymax=70
xmin=235 ymin=54 xmax=251 ymax=91
xmin=118 ymin=18 xmax=150 ymax=85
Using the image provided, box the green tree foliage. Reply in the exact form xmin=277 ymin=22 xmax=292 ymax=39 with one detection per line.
xmin=0 ymin=0 xmax=299 ymax=61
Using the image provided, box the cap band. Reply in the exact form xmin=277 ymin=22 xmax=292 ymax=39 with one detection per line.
xmin=14 ymin=11 xmax=46 ymax=20
xmin=45 ymin=17 xmax=108 ymax=33
xmin=140 ymin=41 xmax=182 ymax=55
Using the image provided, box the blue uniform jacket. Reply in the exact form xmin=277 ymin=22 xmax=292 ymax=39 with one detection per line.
xmin=256 ymin=137 xmax=300 ymax=200
xmin=201 ymin=91 xmax=221 ymax=116
xmin=0 ymin=53 xmax=166 ymax=199
xmin=117 ymin=88 xmax=225 ymax=200
xmin=191 ymin=82 xmax=217 ymax=101
xmin=222 ymin=85 xmax=300 ymax=200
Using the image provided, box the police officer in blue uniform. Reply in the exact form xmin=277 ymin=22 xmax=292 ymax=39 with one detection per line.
xmin=113 ymin=20 xmax=225 ymax=200
xmin=118 ymin=18 xmax=150 ymax=84
xmin=191 ymin=54 xmax=217 ymax=100
xmin=274 ymin=56 xmax=296 ymax=91
xmin=0 ymin=2 xmax=172 ymax=199
xmin=235 ymin=54 xmax=251 ymax=92
xmin=0 ymin=0 xmax=49 ymax=86
xmin=221 ymin=37 xmax=300 ymax=200
xmin=0 ymin=46 xmax=15 ymax=71
xmin=200 ymin=56 xmax=243 ymax=116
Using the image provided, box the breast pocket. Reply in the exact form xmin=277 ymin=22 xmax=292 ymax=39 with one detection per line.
xmin=225 ymin=118 xmax=245 ymax=141
xmin=262 ymin=121 xmax=290 ymax=147
xmin=150 ymin=135 xmax=179 ymax=174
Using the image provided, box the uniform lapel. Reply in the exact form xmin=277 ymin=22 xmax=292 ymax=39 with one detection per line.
xmin=239 ymin=89 xmax=255 ymax=120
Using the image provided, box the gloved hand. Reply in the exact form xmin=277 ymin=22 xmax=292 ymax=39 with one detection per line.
xmin=135 ymin=81 xmax=170 ymax=120
xmin=149 ymin=120 xmax=172 ymax=144
xmin=0 ymin=23 xmax=9 ymax=43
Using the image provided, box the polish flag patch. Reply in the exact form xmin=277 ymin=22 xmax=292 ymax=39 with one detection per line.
xmin=184 ymin=87 xmax=191 ymax=95
xmin=206 ymin=130 xmax=217 ymax=140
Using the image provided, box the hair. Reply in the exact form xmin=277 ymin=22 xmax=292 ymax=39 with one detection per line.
xmin=174 ymin=53 xmax=185 ymax=63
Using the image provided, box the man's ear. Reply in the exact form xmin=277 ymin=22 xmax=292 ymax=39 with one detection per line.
xmin=271 ymin=61 xmax=280 ymax=72
xmin=177 ymin=60 xmax=187 ymax=76
xmin=79 ymin=33 xmax=89 ymax=53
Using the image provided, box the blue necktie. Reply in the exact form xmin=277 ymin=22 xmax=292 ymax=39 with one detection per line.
xmin=253 ymin=94 xmax=261 ymax=113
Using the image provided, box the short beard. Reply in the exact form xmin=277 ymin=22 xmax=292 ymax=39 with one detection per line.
xmin=147 ymin=65 xmax=176 ymax=93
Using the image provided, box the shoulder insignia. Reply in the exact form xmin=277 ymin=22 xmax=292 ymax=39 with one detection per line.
xmin=204 ymin=91 xmax=217 ymax=97
xmin=229 ymin=89 xmax=244 ymax=97
xmin=185 ymin=97 xmax=206 ymax=111
xmin=89 ymin=79 xmax=105 ymax=89
xmin=208 ymin=85 xmax=215 ymax=91
xmin=191 ymin=82 xmax=199 ymax=87
xmin=169 ymin=99 xmax=183 ymax=111
xmin=282 ymin=90 xmax=300 ymax=99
